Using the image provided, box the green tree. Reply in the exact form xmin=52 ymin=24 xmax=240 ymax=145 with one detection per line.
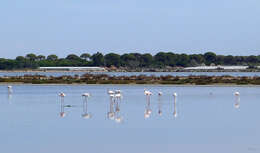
xmin=91 ymin=52 xmax=104 ymax=66
xmin=37 ymin=55 xmax=46 ymax=61
xmin=204 ymin=52 xmax=216 ymax=65
xmin=66 ymin=54 xmax=81 ymax=61
xmin=154 ymin=52 xmax=167 ymax=67
xmin=104 ymin=53 xmax=121 ymax=67
xmin=190 ymin=54 xmax=204 ymax=65
xmin=176 ymin=54 xmax=190 ymax=67
xmin=47 ymin=54 xmax=58 ymax=61
xmin=224 ymin=55 xmax=235 ymax=65
xmin=120 ymin=54 xmax=136 ymax=67
xmin=246 ymin=55 xmax=258 ymax=64
xmin=25 ymin=53 xmax=37 ymax=61
xmin=140 ymin=53 xmax=153 ymax=67
xmin=80 ymin=53 xmax=91 ymax=61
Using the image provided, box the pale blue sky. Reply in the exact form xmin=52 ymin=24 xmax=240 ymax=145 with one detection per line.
xmin=0 ymin=0 xmax=260 ymax=58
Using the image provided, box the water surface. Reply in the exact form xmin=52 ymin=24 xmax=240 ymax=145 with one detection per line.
xmin=0 ymin=85 xmax=259 ymax=153
xmin=1 ymin=71 xmax=260 ymax=77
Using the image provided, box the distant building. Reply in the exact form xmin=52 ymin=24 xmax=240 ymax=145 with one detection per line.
xmin=39 ymin=67 xmax=106 ymax=71
xmin=184 ymin=66 xmax=248 ymax=70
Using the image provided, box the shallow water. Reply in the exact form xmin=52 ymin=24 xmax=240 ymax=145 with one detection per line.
xmin=0 ymin=85 xmax=260 ymax=153
xmin=1 ymin=71 xmax=260 ymax=77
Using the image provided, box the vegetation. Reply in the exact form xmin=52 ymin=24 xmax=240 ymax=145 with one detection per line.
xmin=1 ymin=74 xmax=260 ymax=85
xmin=0 ymin=52 xmax=260 ymax=70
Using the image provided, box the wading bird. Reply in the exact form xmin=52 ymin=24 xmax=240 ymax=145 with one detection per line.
xmin=59 ymin=92 xmax=66 ymax=118
xmin=144 ymin=89 xmax=152 ymax=118
xmin=82 ymin=93 xmax=92 ymax=119
xmin=234 ymin=91 xmax=240 ymax=109
xmin=7 ymin=86 xmax=13 ymax=94
xmin=173 ymin=92 xmax=178 ymax=118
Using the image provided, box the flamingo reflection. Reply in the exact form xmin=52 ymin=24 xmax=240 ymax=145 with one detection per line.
xmin=107 ymin=90 xmax=123 ymax=123
xmin=144 ymin=89 xmax=152 ymax=118
xmin=234 ymin=91 xmax=240 ymax=109
xmin=107 ymin=92 xmax=115 ymax=120
xmin=158 ymin=92 xmax=163 ymax=116
xmin=173 ymin=93 xmax=177 ymax=118
xmin=114 ymin=92 xmax=123 ymax=123
xmin=82 ymin=93 xmax=92 ymax=119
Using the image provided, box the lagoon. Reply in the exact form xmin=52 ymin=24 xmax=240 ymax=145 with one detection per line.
xmin=0 ymin=85 xmax=259 ymax=153
xmin=1 ymin=71 xmax=260 ymax=77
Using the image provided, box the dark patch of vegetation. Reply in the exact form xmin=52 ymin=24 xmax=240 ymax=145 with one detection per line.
xmin=0 ymin=52 xmax=260 ymax=70
xmin=1 ymin=74 xmax=260 ymax=85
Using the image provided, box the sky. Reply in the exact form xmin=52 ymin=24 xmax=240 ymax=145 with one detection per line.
xmin=0 ymin=0 xmax=260 ymax=58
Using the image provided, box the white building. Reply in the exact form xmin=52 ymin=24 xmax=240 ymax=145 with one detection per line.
xmin=184 ymin=66 xmax=248 ymax=70
xmin=39 ymin=67 xmax=106 ymax=71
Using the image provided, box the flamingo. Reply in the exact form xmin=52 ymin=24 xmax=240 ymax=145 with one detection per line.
xmin=7 ymin=85 xmax=13 ymax=94
xmin=144 ymin=89 xmax=152 ymax=118
xmin=173 ymin=92 xmax=178 ymax=118
xmin=82 ymin=92 xmax=92 ymax=119
xmin=234 ymin=91 xmax=240 ymax=109
xmin=115 ymin=93 xmax=122 ymax=112
xmin=58 ymin=92 xmax=66 ymax=117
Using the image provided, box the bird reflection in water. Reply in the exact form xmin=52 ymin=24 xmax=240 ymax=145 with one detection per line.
xmin=144 ymin=89 xmax=152 ymax=119
xmin=114 ymin=90 xmax=123 ymax=123
xmin=107 ymin=90 xmax=115 ymax=120
xmin=158 ymin=92 xmax=163 ymax=116
xmin=173 ymin=93 xmax=178 ymax=118
xmin=59 ymin=92 xmax=66 ymax=118
xmin=82 ymin=93 xmax=92 ymax=119
xmin=234 ymin=91 xmax=240 ymax=109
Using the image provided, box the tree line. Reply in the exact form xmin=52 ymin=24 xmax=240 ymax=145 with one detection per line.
xmin=0 ymin=52 xmax=260 ymax=70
